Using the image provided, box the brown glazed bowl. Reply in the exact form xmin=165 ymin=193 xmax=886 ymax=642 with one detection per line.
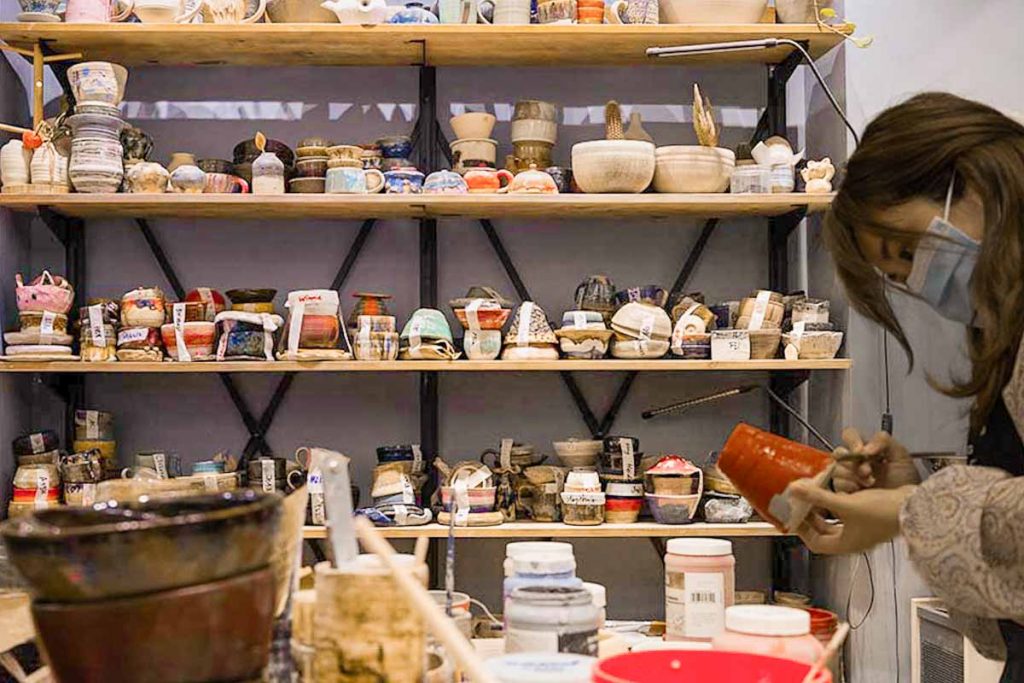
xmin=0 ymin=490 xmax=282 ymax=602
xmin=33 ymin=568 xmax=275 ymax=683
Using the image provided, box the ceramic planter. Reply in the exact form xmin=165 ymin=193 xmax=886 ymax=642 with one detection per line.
xmin=572 ymin=140 xmax=655 ymax=194
xmin=659 ymin=0 xmax=764 ymax=23
xmin=653 ymin=146 xmax=736 ymax=193
xmin=126 ymin=161 xmax=169 ymax=193
xmin=67 ymin=62 xmax=129 ymax=107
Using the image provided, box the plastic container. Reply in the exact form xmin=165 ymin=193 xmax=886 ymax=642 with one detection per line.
xmin=505 ymin=586 xmax=600 ymax=657
xmin=730 ymin=164 xmax=771 ymax=194
xmin=665 ymin=538 xmax=735 ymax=642
xmin=593 ymin=650 xmax=830 ymax=683
xmin=712 ymin=606 xmax=824 ymax=665
xmin=504 ymin=541 xmax=574 ymax=577
xmin=582 ymin=581 xmax=607 ymax=628
xmin=504 ymin=553 xmax=582 ymax=609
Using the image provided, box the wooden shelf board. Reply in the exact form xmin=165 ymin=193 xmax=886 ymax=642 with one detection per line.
xmin=302 ymin=521 xmax=783 ymax=539
xmin=0 ymin=359 xmax=852 ymax=373
xmin=0 ymin=24 xmax=850 ymax=67
xmin=0 ymin=193 xmax=834 ymax=220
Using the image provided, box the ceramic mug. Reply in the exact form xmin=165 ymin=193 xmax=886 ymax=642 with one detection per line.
xmin=477 ymin=0 xmax=529 ymax=23
xmin=439 ymin=0 xmax=477 ymax=22
xmin=200 ymin=0 xmax=267 ymax=22
xmin=66 ymin=0 xmax=134 ymax=22
xmin=203 ymin=172 xmax=249 ymax=193
xmin=132 ymin=0 xmax=201 ymax=22
xmin=383 ymin=168 xmax=425 ymax=194
xmin=536 ymin=0 xmax=575 ymax=23
xmin=325 ymin=167 xmax=385 ymax=194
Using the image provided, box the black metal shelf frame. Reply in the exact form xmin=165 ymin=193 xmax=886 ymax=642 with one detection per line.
xmin=25 ymin=48 xmax=818 ymax=587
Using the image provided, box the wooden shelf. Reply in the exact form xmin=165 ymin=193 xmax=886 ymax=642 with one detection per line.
xmin=0 ymin=193 xmax=834 ymax=220
xmin=303 ymin=521 xmax=783 ymax=539
xmin=0 ymin=24 xmax=850 ymax=68
xmin=0 ymin=359 xmax=851 ymax=373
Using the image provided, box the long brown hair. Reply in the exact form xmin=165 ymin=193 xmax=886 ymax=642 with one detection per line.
xmin=825 ymin=92 xmax=1024 ymax=428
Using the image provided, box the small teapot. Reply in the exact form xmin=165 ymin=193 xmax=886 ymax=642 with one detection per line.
xmin=605 ymin=0 xmax=657 ymax=24
xmin=320 ymin=0 xmax=387 ymax=22
xmin=423 ymin=169 xmax=468 ymax=195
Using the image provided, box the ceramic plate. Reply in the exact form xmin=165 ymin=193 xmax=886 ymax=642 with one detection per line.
xmin=0 ymin=354 xmax=80 ymax=362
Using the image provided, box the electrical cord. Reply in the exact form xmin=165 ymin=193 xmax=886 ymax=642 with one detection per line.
xmin=777 ymin=39 xmax=861 ymax=147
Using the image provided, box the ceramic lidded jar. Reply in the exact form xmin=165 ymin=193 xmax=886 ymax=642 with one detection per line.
xmin=251 ymin=133 xmax=285 ymax=195
xmin=126 ymin=161 xmax=169 ymax=193
xmin=423 ymin=169 xmax=468 ymax=194
xmin=1 ymin=139 xmax=32 ymax=187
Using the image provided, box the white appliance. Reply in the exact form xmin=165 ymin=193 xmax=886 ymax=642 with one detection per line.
xmin=911 ymin=598 xmax=1004 ymax=683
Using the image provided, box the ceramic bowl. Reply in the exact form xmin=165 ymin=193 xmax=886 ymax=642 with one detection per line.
xmin=197 ymin=158 xmax=234 ymax=175
xmin=451 ymin=138 xmax=498 ymax=167
xmin=552 ymin=439 xmax=602 ymax=468
xmin=440 ymin=486 xmax=497 ymax=512
xmin=572 ymin=140 xmax=655 ymax=194
xmin=401 ymin=308 xmax=454 ymax=344
xmin=297 ymin=136 xmax=335 ymax=148
xmin=501 ymin=345 xmax=560 ymax=361
xmin=555 ymin=328 xmax=613 ymax=359
xmin=233 ymin=138 xmax=294 ymax=166
xmin=659 ymin=0 xmax=766 ymax=23
xmin=295 ymin=157 xmax=328 ymax=178
xmin=296 ymin=146 xmax=329 ymax=160
xmin=289 ymin=177 xmax=326 ymax=194
xmin=605 ymin=495 xmax=643 ymax=524
xmin=610 ymin=338 xmax=670 ymax=359
xmin=653 ymin=146 xmax=736 ymax=193
xmin=782 ymin=331 xmax=843 ymax=360
xmin=450 ymin=112 xmax=496 ymax=140
xmin=611 ymin=302 xmax=673 ymax=341
xmin=160 ymin=321 xmax=216 ymax=360
xmin=449 ymin=286 xmax=513 ymax=310
xmin=463 ymin=329 xmax=502 ymax=360
xmin=377 ymin=135 xmax=413 ymax=159
xmin=0 ymin=490 xmax=281 ymax=602
xmin=227 ymin=288 xmax=276 ymax=304
xmin=12 ymin=430 xmax=59 ymax=457
xmin=513 ymin=100 xmax=557 ymax=122
xmin=749 ymin=328 xmax=782 ymax=359
xmin=510 ymin=118 xmax=558 ymax=145
xmin=453 ymin=306 xmax=511 ymax=330
xmin=67 ymin=62 xmax=128 ymax=107
xmin=646 ymin=492 xmax=701 ymax=524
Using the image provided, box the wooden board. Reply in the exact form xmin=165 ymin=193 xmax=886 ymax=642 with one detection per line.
xmin=0 ymin=359 xmax=852 ymax=373
xmin=302 ymin=521 xmax=784 ymax=538
xmin=0 ymin=24 xmax=850 ymax=67
xmin=0 ymin=193 xmax=834 ymax=220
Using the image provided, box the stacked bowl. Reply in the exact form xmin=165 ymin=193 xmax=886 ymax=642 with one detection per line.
xmin=4 ymin=271 xmax=76 ymax=360
xmin=291 ymin=137 xmax=332 ymax=194
xmin=66 ymin=62 xmax=129 ymax=194
xmin=510 ymin=100 xmax=557 ymax=172
xmin=449 ymin=112 xmax=498 ymax=175
xmin=609 ymin=302 xmax=672 ymax=359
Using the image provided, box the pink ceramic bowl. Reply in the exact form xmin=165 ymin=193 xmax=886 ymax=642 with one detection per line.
xmin=16 ymin=276 xmax=74 ymax=315
xmin=160 ymin=322 xmax=216 ymax=360
xmin=453 ymin=307 xmax=511 ymax=330
xmin=440 ymin=486 xmax=497 ymax=512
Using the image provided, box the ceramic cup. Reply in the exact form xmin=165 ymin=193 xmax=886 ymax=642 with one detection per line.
xmin=477 ymin=0 xmax=529 ymax=23
xmin=17 ymin=0 xmax=62 ymax=17
xmin=203 ymin=172 xmax=249 ymax=193
xmin=65 ymin=0 xmax=134 ymax=22
xmin=439 ymin=0 xmax=477 ymax=22
xmin=383 ymin=168 xmax=425 ymax=194
xmin=325 ymin=167 xmax=385 ymax=194
xmin=537 ymin=0 xmax=575 ymax=23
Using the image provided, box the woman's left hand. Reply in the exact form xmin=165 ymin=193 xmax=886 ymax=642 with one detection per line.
xmin=786 ymin=480 xmax=918 ymax=554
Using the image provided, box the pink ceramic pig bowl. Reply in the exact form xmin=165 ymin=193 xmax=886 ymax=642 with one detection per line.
xmin=16 ymin=280 xmax=74 ymax=315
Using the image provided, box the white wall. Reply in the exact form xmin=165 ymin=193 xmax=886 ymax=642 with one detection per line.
xmin=810 ymin=1 xmax=1024 ymax=681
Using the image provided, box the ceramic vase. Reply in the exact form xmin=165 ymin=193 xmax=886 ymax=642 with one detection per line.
xmin=251 ymin=150 xmax=285 ymax=195
xmin=29 ymin=142 xmax=69 ymax=189
xmin=1 ymin=139 xmax=32 ymax=188
xmin=70 ymin=137 xmax=125 ymax=194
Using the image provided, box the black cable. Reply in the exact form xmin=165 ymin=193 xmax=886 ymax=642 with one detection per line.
xmin=778 ymin=39 xmax=861 ymax=147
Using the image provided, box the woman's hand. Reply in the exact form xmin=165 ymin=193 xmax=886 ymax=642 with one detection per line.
xmin=832 ymin=428 xmax=921 ymax=493
xmin=787 ymin=479 xmax=917 ymax=554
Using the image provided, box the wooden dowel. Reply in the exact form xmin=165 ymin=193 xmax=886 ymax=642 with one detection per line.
xmin=31 ymin=43 xmax=43 ymax=130
xmin=42 ymin=52 xmax=84 ymax=63
xmin=0 ymin=45 xmax=34 ymax=57
xmin=801 ymin=623 xmax=850 ymax=683
xmin=354 ymin=517 xmax=497 ymax=683
xmin=414 ymin=535 xmax=430 ymax=564
xmin=0 ymin=123 xmax=33 ymax=136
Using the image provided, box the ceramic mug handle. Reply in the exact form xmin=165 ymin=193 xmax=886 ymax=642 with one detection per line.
xmin=231 ymin=176 xmax=250 ymax=193
xmin=112 ymin=0 xmax=134 ymax=21
xmin=605 ymin=0 xmax=626 ymax=23
xmin=241 ymin=0 xmax=267 ymax=23
xmin=476 ymin=0 xmax=493 ymax=23
xmin=364 ymin=168 xmax=385 ymax=194
xmin=495 ymin=168 xmax=514 ymax=194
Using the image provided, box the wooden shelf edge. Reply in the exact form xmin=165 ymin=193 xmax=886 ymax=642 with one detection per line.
xmin=0 ymin=359 xmax=853 ymax=373
xmin=302 ymin=521 xmax=784 ymax=539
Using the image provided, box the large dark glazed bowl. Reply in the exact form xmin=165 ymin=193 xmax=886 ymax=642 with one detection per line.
xmin=0 ymin=490 xmax=282 ymax=602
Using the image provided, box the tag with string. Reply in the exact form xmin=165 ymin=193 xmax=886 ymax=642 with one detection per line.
xmin=411 ymin=444 xmax=424 ymax=474
xmin=466 ymin=299 xmax=483 ymax=333
xmin=394 ymin=504 xmax=410 ymax=526
xmin=203 ymin=474 xmax=219 ymax=492
xmin=454 ymin=479 xmax=470 ymax=526
xmin=153 ymin=452 xmax=169 ymax=479
xmin=516 ymin=302 xmax=534 ymax=347
xmin=499 ymin=438 xmax=513 ymax=471
xmin=40 ymin=311 xmax=56 ymax=337
xmin=173 ymin=303 xmax=192 ymax=362
xmin=748 ymin=290 xmax=771 ymax=330
xmin=288 ymin=300 xmax=305 ymax=355
xmin=638 ymin=313 xmax=655 ymax=353
xmin=85 ymin=410 xmax=99 ymax=439
xmin=81 ymin=482 xmax=96 ymax=506
xmin=620 ymin=438 xmax=636 ymax=479
xmin=409 ymin=319 xmax=423 ymax=352
xmin=261 ymin=459 xmax=276 ymax=492
xmin=572 ymin=311 xmax=588 ymax=329
xmin=89 ymin=305 xmax=106 ymax=348
xmin=308 ymin=467 xmax=326 ymax=525
xmin=400 ymin=475 xmax=416 ymax=503
xmin=35 ymin=471 xmax=50 ymax=508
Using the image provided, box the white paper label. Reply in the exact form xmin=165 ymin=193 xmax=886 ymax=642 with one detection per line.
xmin=516 ymin=302 xmax=534 ymax=347
xmin=118 ymin=327 xmax=150 ymax=345
xmin=358 ymin=318 xmax=371 ymax=347
xmin=153 ymin=452 xmax=168 ymax=479
xmin=620 ymin=438 xmax=636 ymax=479
xmin=748 ymin=290 xmax=771 ymax=330
xmin=411 ymin=444 xmax=424 ymax=473
xmin=204 ymin=474 xmax=219 ymax=492
xmin=500 ymin=438 xmax=514 ymax=471
xmin=711 ymin=330 xmax=751 ymax=361
xmin=453 ymin=479 xmax=470 ymax=526
xmin=638 ymin=315 xmax=655 ymax=342
xmin=561 ymin=491 xmax=604 ymax=505
xmin=572 ymin=311 xmax=588 ymax=329
xmin=409 ymin=319 xmax=423 ymax=351
xmin=288 ymin=300 xmax=305 ymax=355
xmin=40 ymin=310 xmax=56 ymax=335
xmin=35 ymin=472 xmax=50 ymax=504
xmin=29 ymin=433 xmax=44 ymax=454
xmin=466 ymin=298 xmax=483 ymax=333
xmin=81 ymin=482 xmax=96 ymax=506
xmin=89 ymin=305 xmax=106 ymax=347
xmin=309 ymin=466 xmax=326 ymax=525
xmin=400 ymin=475 xmax=416 ymax=503
xmin=666 ymin=572 xmax=725 ymax=639
xmin=464 ymin=465 xmax=492 ymax=490
xmin=261 ymin=460 xmax=276 ymax=492
xmin=393 ymin=504 xmax=409 ymax=525
xmin=173 ymin=303 xmax=192 ymax=362
xmin=85 ymin=411 xmax=99 ymax=439
xmin=505 ymin=628 xmax=558 ymax=654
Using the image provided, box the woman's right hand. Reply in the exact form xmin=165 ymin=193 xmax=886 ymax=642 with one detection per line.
xmin=832 ymin=428 xmax=921 ymax=493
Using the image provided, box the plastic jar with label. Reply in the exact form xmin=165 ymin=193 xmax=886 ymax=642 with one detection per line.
xmin=504 ymin=541 xmax=575 ymax=577
xmin=711 ymin=605 xmax=824 ymax=665
xmin=505 ymin=586 xmax=600 ymax=657
xmin=504 ymin=553 xmax=582 ymax=610
xmin=664 ymin=538 xmax=735 ymax=642
xmin=582 ymin=582 xmax=606 ymax=628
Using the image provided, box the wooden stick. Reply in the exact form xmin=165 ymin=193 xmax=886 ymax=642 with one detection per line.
xmin=414 ymin=535 xmax=430 ymax=564
xmin=0 ymin=123 xmax=32 ymax=136
xmin=42 ymin=52 xmax=84 ymax=63
xmin=801 ymin=622 xmax=850 ymax=683
xmin=0 ymin=45 xmax=33 ymax=57
xmin=354 ymin=517 xmax=497 ymax=683
xmin=31 ymin=43 xmax=43 ymax=130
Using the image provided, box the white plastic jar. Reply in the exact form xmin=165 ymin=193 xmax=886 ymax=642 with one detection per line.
xmin=504 ymin=553 xmax=582 ymax=610
xmin=581 ymin=582 xmax=606 ymax=628
xmin=664 ymin=538 xmax=735 ymax=642
xmin=711 ymin=605 xmax=824 ymax=665
xmin=505 ymin=586 xmax=600 ymax=657
xmin=504 ymin=541 xmax=574 ymax=577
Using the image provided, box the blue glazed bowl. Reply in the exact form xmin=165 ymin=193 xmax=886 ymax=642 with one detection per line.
xmin=377 ymin=135 xmax=413 ymax=160
xmin=18 ymin=0 xmax=61 ymax=15
xmin=376 ymin=445 xmax=415 ymax=462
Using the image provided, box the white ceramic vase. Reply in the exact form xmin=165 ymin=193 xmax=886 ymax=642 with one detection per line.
xmin=1 ymin=139 xmax=32 ymax=187
xmin=29 ymin=142 xmax=70 ymax=188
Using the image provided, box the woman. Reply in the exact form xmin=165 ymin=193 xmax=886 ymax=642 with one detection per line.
xmin=785 ymin=92 xmax=1024 ymax=679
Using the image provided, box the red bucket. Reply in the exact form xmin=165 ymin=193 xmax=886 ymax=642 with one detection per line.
xmin=592 ymin=650 xmax=831 ymax=683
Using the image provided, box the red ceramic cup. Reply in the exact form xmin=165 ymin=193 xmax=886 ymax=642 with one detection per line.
xmin=298 ymin=314 xmax=340 ymax=349
xmin=717 ymin=423 xmax=832 ymax=531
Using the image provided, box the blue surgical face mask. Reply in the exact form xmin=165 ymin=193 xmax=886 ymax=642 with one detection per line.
xmin=904 ymin=175 xmax=980 ymax=325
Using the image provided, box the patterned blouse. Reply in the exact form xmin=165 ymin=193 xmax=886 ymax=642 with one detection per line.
xmin=900 ymin=339 xmax=1024 ymax=661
